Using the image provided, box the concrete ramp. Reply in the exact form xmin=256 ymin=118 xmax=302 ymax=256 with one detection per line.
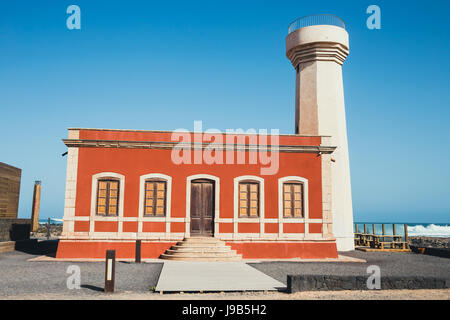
xmin=155 ymin=261 xmax=286 ymax=292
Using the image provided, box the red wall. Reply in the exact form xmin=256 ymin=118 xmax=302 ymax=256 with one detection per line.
xmin=73 ymin=146 xmax=324 ymax=232
xmin=56 ymin=240 xmax=337 ymax=259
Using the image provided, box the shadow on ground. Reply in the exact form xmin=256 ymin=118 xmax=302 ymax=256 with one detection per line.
xmin=14 ymin=239 xmax=58 ymax=257
xmin=81 ymin=284 xmax=104 ymax=292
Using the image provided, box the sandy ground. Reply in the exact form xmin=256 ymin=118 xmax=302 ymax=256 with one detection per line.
xmin=2 ymin=289 xmax=449 ymax=300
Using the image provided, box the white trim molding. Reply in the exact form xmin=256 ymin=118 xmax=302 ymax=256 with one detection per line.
xmin=185 ymin=174 xmax=221 ymax=238
xmin=278 ymin=176 xmax=309 ymax=237
xmin=233 ymin=175 xmax=265 ymax=238
xmin=89 ymin=172 xmax=125 ymax=235
xmin=138 ymin=173 xmax=172 ymax=239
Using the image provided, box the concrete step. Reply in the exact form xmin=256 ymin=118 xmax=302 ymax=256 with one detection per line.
xmin=176 ymin=242 xmax=226 ymax=247
xmin=183 ymin=237 xmax=221 ymax=240
xmin=160 ymin=254 xmax=242 ymax=261
xmin=165 ymin=249 xmax=238 ymax=257
xmin=161 ymin=237 xmax=241 ymax=261
xmin=170 ymin=245 xmax=232 ymax=252
xmin=180 ymin=238 xmax=224 ymax=243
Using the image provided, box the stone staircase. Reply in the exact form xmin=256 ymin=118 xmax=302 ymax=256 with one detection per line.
xmin=160 ymin=237 xmax=242 ymax=261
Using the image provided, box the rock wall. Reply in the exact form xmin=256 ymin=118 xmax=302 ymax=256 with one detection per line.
xmin=409 ymin=237 xmax=450 ymax=249
xmin=287 ymin=274 xmax=450 ymax=292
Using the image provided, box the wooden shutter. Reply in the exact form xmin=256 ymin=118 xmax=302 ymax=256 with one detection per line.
xmin=239 ymin=183 xmax=248 ymax=217
xmin=96 ymin=180 xmax=119 ymax=216
xmin=108 ymin=181 xmax=119 ymax=215
xmin=239 ymin=182 xmax=259 ymax=218
xmin=144 ymin=180 xmax=166 ymax=217
xmin=97 ymin=181 xmax=108 ymax=215
xmin=283 ymin=182 xmax=304 ymax=218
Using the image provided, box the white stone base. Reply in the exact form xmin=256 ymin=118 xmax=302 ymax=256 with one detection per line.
xmin=335 ymin=236 xmax=355 ymax=252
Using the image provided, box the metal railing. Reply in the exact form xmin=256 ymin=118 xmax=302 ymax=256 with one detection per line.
xmin=288 ymin=14 xmax=346 ymax=34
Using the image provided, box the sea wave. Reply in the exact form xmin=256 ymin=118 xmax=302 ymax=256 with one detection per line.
xmin=38 ymin=218 xmax=63 ymax=224
xmin=407 ymin=224 xmax=450 ymax=237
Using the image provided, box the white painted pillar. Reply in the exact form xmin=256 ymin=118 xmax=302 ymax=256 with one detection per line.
xmin=62 ymin=129 xmax=79 ymax=237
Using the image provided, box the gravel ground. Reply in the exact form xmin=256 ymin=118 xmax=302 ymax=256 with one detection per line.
xmin=249 ymin=250 xmax=450 ymax=285
xmin=0 ymin=250 xmax=163 ymax=297
xmin=1 ymin=248 xmax=449 ymax=299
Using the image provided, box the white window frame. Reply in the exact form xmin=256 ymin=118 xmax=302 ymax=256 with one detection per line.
xmin=90 ymin=172 xmax=125 ymax=234
xmin=278 ymin=176 xmax=309 ymax=236
xmin=138 ymin=173 xmax=172 ymax=235
xmin=233 ymin=175 xmax=265 ymax=236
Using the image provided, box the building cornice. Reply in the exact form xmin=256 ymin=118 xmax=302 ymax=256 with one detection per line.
xmin=62 ymin=139 xmax=336 ymax=154
xmin=68 ymin=127 xmax=331 ymax=138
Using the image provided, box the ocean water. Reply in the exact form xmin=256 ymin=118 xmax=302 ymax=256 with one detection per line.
xmin=38 ymin=218 xmax=63 ymax=225
xmin=355 ymin=223 xmax=450 ymax=238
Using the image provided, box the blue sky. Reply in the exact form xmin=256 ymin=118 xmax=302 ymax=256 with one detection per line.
xmin=1 ymin=0 xmax=449 ymax=223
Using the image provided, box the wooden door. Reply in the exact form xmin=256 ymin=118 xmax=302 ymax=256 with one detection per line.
xmin=190 ymin=180 xmax=214 ymax=237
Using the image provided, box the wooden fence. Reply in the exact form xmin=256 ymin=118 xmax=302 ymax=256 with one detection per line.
xmin=0 ymin=162 xmax=21 ymax=219
xmin=354 ymin=223 xmax=410 ymax=251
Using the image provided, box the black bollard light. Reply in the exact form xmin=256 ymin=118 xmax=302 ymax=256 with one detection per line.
xmin=104 ymin=250 xmax=116 ymax=293
xmin=135 ymin=240 xmax=141 ymax=263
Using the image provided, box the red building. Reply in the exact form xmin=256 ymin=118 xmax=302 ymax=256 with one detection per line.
xmin=56 ymin=128 xmax=338 ymax=259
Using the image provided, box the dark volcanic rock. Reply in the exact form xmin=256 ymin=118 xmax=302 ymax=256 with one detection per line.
xmin=408 ymin=237 xmax=450 ymax=249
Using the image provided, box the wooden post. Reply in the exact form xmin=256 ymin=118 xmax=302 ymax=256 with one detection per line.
xmin=104 ymin=250 xmax=116 ymax=293
xmin=404 ymin=224 xmax=409 ymax=246
xmin=363 ymin=224 xmax=367 ymax=246
xmin=393 ymin=224 xmax=396 ymax=235
xmin=135 ymin=240 xmax=141 ymax=263
xmin=382 ymin=224 xmax=385 ymax=235
xmin=31 ymin=181 xmax=41 ymax=232
xmin=46 ymin=217 xmax=51 ymax=240
xmin=372 ymin=224 xmax=377 ymax=249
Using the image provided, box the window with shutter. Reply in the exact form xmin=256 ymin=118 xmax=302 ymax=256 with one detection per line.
xmin=144 ymin=180 xmax=167 ymax=217
xmin=283 ymin=182 xmax=304 ymax=218
xmin=238 ymin=182 xmax=259 ymax=218
xmin=96 ymin=179 xmax=119 ymax=216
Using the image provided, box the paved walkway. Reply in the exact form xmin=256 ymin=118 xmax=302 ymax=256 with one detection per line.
xmin=155 ymin=261 xmax=286 ymax=292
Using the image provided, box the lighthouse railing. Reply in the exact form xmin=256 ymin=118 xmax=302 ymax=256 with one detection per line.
xmin=288 ymin=14 xmax=346 ymax=34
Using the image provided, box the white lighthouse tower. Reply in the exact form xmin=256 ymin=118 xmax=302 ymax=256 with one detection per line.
xmin=286 ymin=15 xmax=354 ymax=251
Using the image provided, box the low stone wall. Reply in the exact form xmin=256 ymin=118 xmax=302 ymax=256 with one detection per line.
xmin=410 ymin=245 xmax=450 ymax=259
xmin=409 ymin=237 xmax=450 ymax=249
xmin=0 ymin=219 xmax=31 ymax=242
xmin=287 ymin=275 xmax=450 ymax=292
